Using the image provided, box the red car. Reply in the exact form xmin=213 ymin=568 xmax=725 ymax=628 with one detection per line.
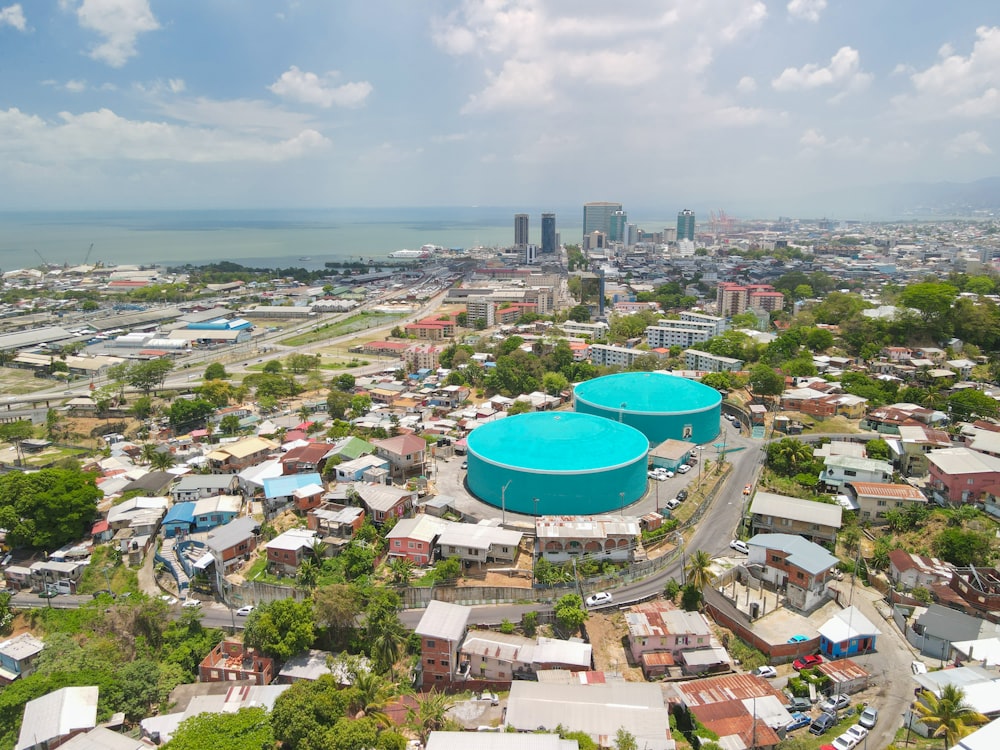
xmin=793 ymin=654 xmax=824 ymax=671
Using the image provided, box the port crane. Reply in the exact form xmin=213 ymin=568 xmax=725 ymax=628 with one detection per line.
xmin=83 ymin=243 xmax=94 ymax=265
xmin=33 ymin=249 xmax=49 ymax=268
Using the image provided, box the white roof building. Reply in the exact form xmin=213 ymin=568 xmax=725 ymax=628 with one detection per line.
xmin=16 ymin=686 xmax=99 ymax=750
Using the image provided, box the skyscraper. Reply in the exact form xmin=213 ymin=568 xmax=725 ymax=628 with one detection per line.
xmin=609 ymin=210 xmax=627 ymax=243
xmin=677 ymin=209 xmax=695 ymax=242
xmin=541 ymin=213 xmax=556 ymax=254
xmin=583 ymin=202 xmax=623 ymax=240
xmin=514 ymin=213 xmax=529 ymax=247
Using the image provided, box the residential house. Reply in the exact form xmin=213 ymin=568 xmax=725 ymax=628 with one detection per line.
xmin=278 ymin=650 xmax=370 ymax=685
xmin=649 ymin=439 xmax=695 ymax=473
xmin=948 ymin=359 xmax=978 ymax=379
xmin=504 ymin=681 xmax=673 ymax=750
xmin=846 ymin=482 xmax=928 ymax=522
xmin=748 ymin=492 xmax=842 ymax=546
xmin=416 ymin=601 xmax=470 ymax=687
xmin=191 ymin=495 xmax=243 ymax=530
xmin=747 ymin=533 xmax=840 ymax=612
xmin=820 ymin=455 xmax=892 ymax=490
xmin=29 ymin=560 xmax=88 ymax=594
xmin=306 ymin=502 xmax=365 ymax=547
xmin=669 ymin=674 xmax=789 ymax=750
xmin=927 ymin=447 xmax=1000 ymax=504
xmin=535 ymin=516 xmax=641 ymax=564
xmin=266 ymin=528 xmax=320 ymax=576
xmin=862 ymin=403 xmax=948 ymax=434
xmin=625 ymin=602 xmax=722 ymax=677
xmin=902 ymin=603 xmax=1000 ymax=660
xmin=261 ymin=472 xmax=324 ymax=516
xmin=204 ymin=516 xmax=259 ymax=578
xmin=206 ymin=437 xmax=278 ymax=474
xmin=818 ymin=605 xmax=881 ymax=658
xmin=948 ymin=567 xmax=1000 ymax=621
xmin=170 ymin=474 xmax=240 ymax=502
xmin=887 ymin=550 xmax=953 ymax=590
xmin=15 ymin=686 xmax=98 ymax=750
xmin=908 ymin=666 xmax=1000 ymax=730
xmin=280 ymin=442 xmax=331 ymax=476
xmin=436 ymin=520 xmax=523 ymax=565
xmin=458 ymin=631 xmax=591 ymax=682
xmin=889 ymin=425 xmax=952 ymax=477
xmin=0 ymin=633 xmax=44 ymax=684
xmin=59 ymin=728 xmax=148 ymax=750
xmin=334 ymin=454 xmax=390 ymax=482
xmin=371 ymin=434 xmax=427 ymax=481
xmin=106 ymin=496 xmax=169 ymax=536
xmin=815 ymin=658 xmax=871 ymax=695
xmin=161 ymin=502 xmax=196 ymax=538
xmin=386 ymin=515 xmax=449 ymax=565
xmin=353 ymin=483 xmax=416 ymax=524
xmin=324 ymin=436 xmax=377 ymax=462
xmin=199 ymin=641 xmax=274 ymax=685
xmin=781 ymin=389 xmax=868 ymax=419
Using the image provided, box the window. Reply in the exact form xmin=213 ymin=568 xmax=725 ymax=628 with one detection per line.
xmin=394 ymin=540 xmax=401 ymax=548
xmin=811 ymin=524 xmax=820 ymax=531
xmin=408 ymin=542 xmax=415 ymax=549
xmin=844 ymin=470 xmax=857 ymax=477
xmin=877 ymin=500 xmax=888 ymax=507
xmin=796 ymin=571 xmax=804 ymax=579
xmin=426 ymin=640 xmax=435 ymax=648
xmin=426 ymin=659 xmax=435 ymax=665
xmin=771 ymin=555 xmax=781 ymax=563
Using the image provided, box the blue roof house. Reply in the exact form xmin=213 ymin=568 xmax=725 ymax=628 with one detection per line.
xmin=262 ymin=472 xmax=323 ymax=517
xmin=162 ymin=502 xmax=195 ymax=538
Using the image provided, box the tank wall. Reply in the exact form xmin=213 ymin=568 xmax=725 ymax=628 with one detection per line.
xmin=575 ymin=401 xmax=721 ymax=445
xmin=467 ymin=454 xmax=648 ymax=515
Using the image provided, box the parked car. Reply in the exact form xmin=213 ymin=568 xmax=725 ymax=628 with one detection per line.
xmin=786 ymin=712 xmax=812 ymax=732
xmin=911 ymin=660 xmax=928 ymax=675
xmin=38 ymin=588 xmax=59 ymax=599
xmin=585 ymin=591 xmax=613 ymax=608
xmin=743 ymin=483 xmax=752 ymax=495
xmin=181 ymin=599 xmax=201 ymax=608
xmin=809 ymin=712 xmax=838 ymax=736
xmin=665 ymin=498 xmax=682 ymax=511
xmin=676 ymin=489 xmax=689 ymax=502
xmin=677 ymin=464 xmax=691 ymax=474
xmin=160 ymin=595 xmax=178 ymax=606
xmin=659 ymin=469 xmax=674 ymax=478
xmin=461 ymin=461 xmax=468 ymax=469
xmin=477 ymin=692 xmax=500 ymax=706
xmin=793 ymin=654 xmax=824 ymax=671
xmin=858 ymin=707 xmax=878 ymax=730
xmin=648 ymin=470 xmax=660 ymax=479
xmin=845 ymin=725 xmax=868 ymax=743
xmin=819 ymin=694 xmax=851 ymax=713
xmin=236 ymin=605 xmax=255 ymax=616
xmin=787 ymin=634 xmax=808 ymax=643
xmin=753 ymin=665 xmax=778 ymax=678
xmin=832 ymin=733 xmax=859 ymax=750
xmin=730 ymin=539 xmax=749 ymax=554
xmin=786 ymin=696 xmax=812 ymax=712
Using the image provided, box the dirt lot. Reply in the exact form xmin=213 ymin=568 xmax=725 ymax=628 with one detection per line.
xmin=586 ymin=610 xmax=643 ymax=681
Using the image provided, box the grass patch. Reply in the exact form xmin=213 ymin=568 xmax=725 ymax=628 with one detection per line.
xmin=280 ymin=312 xmax=404 ymax=347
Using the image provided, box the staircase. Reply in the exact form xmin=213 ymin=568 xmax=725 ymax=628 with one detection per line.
xmin=158 ymin=538 xmax=190 ymax=594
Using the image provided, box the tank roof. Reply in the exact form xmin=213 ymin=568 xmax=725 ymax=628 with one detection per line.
xmin=574 ymin=372 xmax=721 ymax=415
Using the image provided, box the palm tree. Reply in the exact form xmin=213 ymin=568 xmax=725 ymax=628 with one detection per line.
xmin=349 ymin=670 xmax=398 ymax=726
xmin=149 ymin=450 xmax=176 ymax=471
xmin=685 ymin=549 xmax=714 ymax=590
xmin=387 ymin=558 xmax=414 ymax=586
xmin=296 ymin=559 xmax=319 ymax=590
xmin=913 ymin=685 xmax=988 ymax=749
xmin=140 ymin=443 xmax=159 ymax=465
xmin=407 ymin=689 xmax=456 ymax=743
xmin=368 ymin=617 xmax=406 ymax=675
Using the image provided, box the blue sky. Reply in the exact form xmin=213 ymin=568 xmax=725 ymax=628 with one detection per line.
xmin=1 ymin=0 xmax=999 ymax=214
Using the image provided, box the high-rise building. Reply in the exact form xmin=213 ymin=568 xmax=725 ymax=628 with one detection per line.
xmin=541 ymin=213 xmax=556 ymax=254
xmin=583 ymin=202 xmax=623 ymax=240
xmin=677 ymin=209 xmax=695 ymax=242
xmin=514 ymin=213 xmax=529 ymax=247
xmin=609 ymin=210 xmax=627 ymax=243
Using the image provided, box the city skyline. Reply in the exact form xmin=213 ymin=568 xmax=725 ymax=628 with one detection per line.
xmin=1 ymin=2 xmax=999 ymax=215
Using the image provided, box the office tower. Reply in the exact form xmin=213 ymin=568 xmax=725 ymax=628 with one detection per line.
xmin=583 ymin=201 xmax=623 ymax=240
xmin=519 ymin=244 xmax=537 ymax=265
xmin=677 ymin=209 xmax=695 ymax=242
xmin=609 ymin=210 xmax=627 ymax=243
xmin=514 ymin=213 xmax=529 ymax=247
xmin=541 ymin=213 xmax=556 ymax=254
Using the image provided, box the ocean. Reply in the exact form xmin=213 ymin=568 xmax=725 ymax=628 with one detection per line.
xmin=0 ymin=207 xmax=621 ymax=271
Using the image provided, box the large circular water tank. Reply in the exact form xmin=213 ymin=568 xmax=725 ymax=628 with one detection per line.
xmin=465 ymin=412 xmax=649 ymax=516
xmin=573 ymin=372 xmax=721 ymax=445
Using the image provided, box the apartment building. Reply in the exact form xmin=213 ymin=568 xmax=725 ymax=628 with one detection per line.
xmin=683 ymin=348 xmax=743 ymax=373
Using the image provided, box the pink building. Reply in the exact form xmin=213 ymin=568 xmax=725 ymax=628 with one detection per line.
xmin=625 ymin=601 xmax=713 ymax=662
xmin=927 ymin=447 xmax=1000 ymax=504
xmin=385 ymin=515 xmax=447 ymax=565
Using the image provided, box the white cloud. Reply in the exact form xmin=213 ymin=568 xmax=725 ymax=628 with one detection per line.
xmin=0 ymin=106 xmax=329 ymax=164
xmin=799 ymin=128 xmax=826 ymax=147
xmin=168 ymin=79 xmax=185 ymax=94
xmin=947 ymin=130 xmax=992 ymax=155
xmin=65 ymin=80 xmax=86 ymax=93
xmin=462 ymin=59 xmax=555 ymax=114
xmin=0 ymin=4 xmax=26 ymax=31
xmin=68 ymin=0 xmax=159 ymax=67
xmin=911 ymin=26 xmax=1000 ymax=97
xmin=787 ymin=0 xmax=826 ymax=23
xmin=720 ymin=1 xmax=766 ymax=42
xmin=772 ymin=46 xmax=872 ymax=95
xmin=154 ymin=97 xmax=320 ymax=138
xmin=269 ymin=66 xmax=373 ymax=109
xmin=737 ymin=76 xmax=757 ymax=94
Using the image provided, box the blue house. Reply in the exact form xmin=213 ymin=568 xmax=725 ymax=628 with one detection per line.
xmin=162 ymin=502 xmax=196 ymax=538
xmin=262 ymin=472 xmax=324 ymax=516
xmin=0 ymin=633 xmax=44 ymax=683
xmin=191 ymin=495 xmax=243 ymax=532
xmin=818 ymin=605 xmax=881 ymax=658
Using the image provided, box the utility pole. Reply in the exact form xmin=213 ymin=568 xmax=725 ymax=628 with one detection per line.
xmin=501 ymin=480 xmax=512 ymax=524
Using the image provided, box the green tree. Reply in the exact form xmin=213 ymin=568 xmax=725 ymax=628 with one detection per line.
xmin=948 ymin=389 xmax=1000 ymax=421
xmin=313 ymin=584 xmax=360 ymax=650
xmin=165 ymin=707 xmax=274 ymax=750
xmin=387 ymin=558 xmax=414 ymax=586
xmin=900 ymin=282 xmax=959 ymax=325
xmin=327 ymin=390 xmax=352 ymax=420
xmin=129 ymin=396 xmax=153 ymax=421
xmin=865 ymin=438 xmax=890 ymax=461
xmin=407 ymin=689 xmax=456 ymax=743
xmin=615 ymin=727 xmax=638 ymax=750
xmin=684 ymin=549 xmax=714 ymax=590
xmin=204 ymin=362 xmax=228 ymax=380
xmin=334 ymin=373 xmax=356 ymax=391
xmin=542 ymin=371 xmax=570 ymax=396
xmin=243 ymin=599 xmax=316 ymax=660
xmin=913 ymin=685 xmax=988 ymax=750
xmin=568 ymin=305 xmax=591 ymax=322
xmin=554 ymin=594 xmax=587 ymax=635
xmin=506 ymin=400 xmax=532 ymax=415
xmin=350 ymin=394 xmax=373 ymax=417
xmin=933 ymin=528 xmax=995 ymax=566
xmin=804 ymin=327 xmax=834 ymax=351
xmin=681 ymin=583 xmax=703 ymax=611
xmin=125 ymin=359 xmax=173 ymax=395
xmin=150 ymin=450 xmax=176 ymax=471
xmin=166 ymin=397 xmax=216 ymax=431
xmin=748 ymin=364 xmax=784 ymax=399
xmin=0 ymin=468 xmax=101 ymax=550
xmin=287 ymin=353 xmax=320 ymax=374
xmin=766 ymin=438 xmax=818 ymax=477
xmin=0 ymin=420 xmax=34 ymax=467
xmin=219 ymin=414 xmax=242 ymax=435
xmin=197 ymin=380 xmax=233 ymax=407
xmin=263 ymin=359 xmax=283 ymax=374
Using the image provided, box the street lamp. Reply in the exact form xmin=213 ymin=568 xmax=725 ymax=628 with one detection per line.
xmin=533 ymin=497 xmax=539 ymax=518
xmin=619 ymin=401 xmax=627 ymax=423
xmin=620 ymin=491 xmax=625 ymax=517
xmin=501 ymin=480 xmax=512 ymax=524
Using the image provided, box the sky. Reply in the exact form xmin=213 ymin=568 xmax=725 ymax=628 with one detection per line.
xmin=1 ymin=0 xmax=1000 ymax=215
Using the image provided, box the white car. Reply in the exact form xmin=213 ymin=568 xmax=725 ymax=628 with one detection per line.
xmin=832 ymin=733 xmax=859 ymax=750
xmin=677 ymin=464 xmax=691 ymax=474
xmin=730 ymin=539 xmax=749 ymax=555
xmin=181 ymin=598 xmax=201 ymax=608
xmin=845 ymin=725 xmax=868 ymax=743
xmin=236 ymin=605 xmax=255 ymax=616
xmin=477 ymin=692 xmax=500 ymax=706
xmin=753 ymin=665 xmax=778 ymax=678
xmin=159 ymin=595 xmax=178 ymax=605
xmin=665 ymin=498 xmax=682 ymax=511
xmin=585 ymin=591 xmax=613 ymax=608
